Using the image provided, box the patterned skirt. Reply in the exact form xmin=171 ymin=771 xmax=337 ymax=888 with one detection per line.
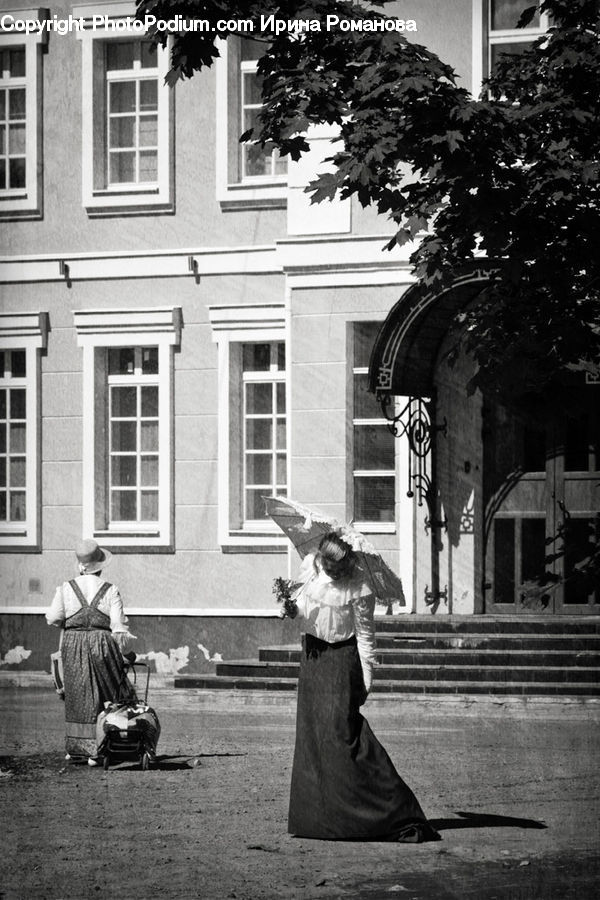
xmin=62 ymin=628 xmax=127 ymax=757
xmin=288 ymin=634 xmax=439 ymax=842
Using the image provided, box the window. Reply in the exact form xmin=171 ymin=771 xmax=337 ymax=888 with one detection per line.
xmin=487 ymin=0 xmax=549 ymax=72
xmin=352 ymin=322 xmax=396 ymax=529
xmin=240 ymin=62 xmax=286 ymax=182
xmin=208 ymin=302 xmax=287 ymax=550
xmin=75 ymin=4 xmax=173 ymax=215
xmin=74 ymin=307 xmax=181 ymax=548
xmin=0 ymin=13 xmax=45 ymax=219
xmin=242 ymin=342 xmax=287 ymax=524
xmin=215 ymin=39 xmax=287 ymax=209
xmin=0 ymin=312 xmax=48 ymax=548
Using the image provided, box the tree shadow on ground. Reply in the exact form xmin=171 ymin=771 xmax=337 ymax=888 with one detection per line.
xmin=429 ymin=810 xmax=547 ymax=831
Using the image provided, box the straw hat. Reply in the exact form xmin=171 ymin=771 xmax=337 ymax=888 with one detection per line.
xmin=75 ymin=539 xmax=112 ymax=574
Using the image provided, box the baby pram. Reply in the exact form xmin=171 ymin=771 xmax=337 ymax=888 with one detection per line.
xmin=96 ymin=662 xmax=160 ymax=770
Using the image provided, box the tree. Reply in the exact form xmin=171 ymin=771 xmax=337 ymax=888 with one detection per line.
xmin=138 ymin=0 xmax=600 ymax=412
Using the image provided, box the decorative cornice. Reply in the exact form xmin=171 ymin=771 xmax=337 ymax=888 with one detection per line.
xmin=74 ymin=306 xmax=182 ymax=345
xmin=0 ymin=311 xmax=48 ymax=348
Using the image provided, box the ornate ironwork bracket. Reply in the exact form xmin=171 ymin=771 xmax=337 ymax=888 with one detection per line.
xmin=378 ymin=394 xmax=447 ymax=510
xmin=424 ymin=516 xmax=448 ymax=534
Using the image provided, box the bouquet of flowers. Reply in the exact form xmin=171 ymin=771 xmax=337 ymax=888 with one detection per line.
xmin=272 ymin=576 xmax=298 ymax=619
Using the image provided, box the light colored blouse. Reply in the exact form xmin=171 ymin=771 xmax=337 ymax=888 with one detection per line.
xmin=293 ymin=553 xmax=377 ymax=691
xmin=46 ymin=574 xmax=135 ymax=653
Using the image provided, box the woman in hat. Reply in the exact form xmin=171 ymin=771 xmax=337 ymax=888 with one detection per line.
xmin=46 ymin=539 xmax=136 ymax=765
xmin=281 ymin=531 xmax=439 ymax=843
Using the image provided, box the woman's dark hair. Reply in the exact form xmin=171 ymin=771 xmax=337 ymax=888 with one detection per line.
xmin=315 ymin=532 xmax=355 ymax=580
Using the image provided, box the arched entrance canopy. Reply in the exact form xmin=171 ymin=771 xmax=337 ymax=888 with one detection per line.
xmin=368 ymin=263 xmax=500 ymax=399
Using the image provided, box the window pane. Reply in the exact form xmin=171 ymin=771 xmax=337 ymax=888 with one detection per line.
xmin=141 ymin=385 xmax=158 ymax=416
xmin=8 ymin=157 xmax=25 ymax=189
xmin=354 ymin=372 xmax=382 ymax=419
xmin=9 ymin=491 xmax=25 ymax=521
xmin=139 ymin=115 xmax=157 ymax=147
xmin=0 ymin=491 xmax=5 ymax=518
xmin=111 ymin=455 xmax=136 ymax=487
xmin=277 ymin=343 xmax=285 ymax=371
xmin=9 ymin=89 xmax=25 ymax=119
xmin=139 ymin=150 xmax=157 ymax=182
xmin=276 ymin=382 xmax=286 ymax=413
xmin=273 ymin=150 xmax=287 ymax=177
xmin=491 ymin=41 xmax=531 ymax=68
xmin=140 ymin=42 xmax=155 ymax=69
xmin=491 ymin=0 xmax=540 ymax=30
xmin=110 ymin=81 xmax=136 ymax=113
xmin=111 ymin=490 xmax=137 ymax=521
xmin=139 ymin=80 xmax=157 ymax=111
xmin=276 ymin=454 xmax=286 ymax=484
xmin=0 ymin=158 xmax=5 ymax=190
xmin=354 ymin=322 xmax=380 ymax=368
xmin=521 ymin=518 xmax=547 ymax=585
xmin=108 ymin=348 xmax=135 ymax=375
xmin=244 ymin=142 xmax=272 ymax=177
xmin=245 ymin=489 xmax=268 ymax=520
xmin=9 ymin=122 xmax=25 ymax=154
xmin=0 ymin=459 xmax=5 ymax=486
xmin=246 ymin=419 xmax=271 ymax=450
xmin=9 ymin=422 xmax=25 ymax=453
xmin=564 ymin=518 xmax=598 ymax=605
xmin=109 ymin=151 xmax=135 ymax=184
xmin=11 ymin=350 xmax=25 ymax=377
xmin=141 ymin=456 xmax=158 ymax=485
xmin=141 ymin=491 xmax=158 ymax=520
xmin=0 ymin=424 xmax=5 ymax=453
xmin=0 ymin=93 xmax=4 ymax=121
xmin=494 ymin=518 xmax=515 ymax=603
xmin=246 ymin=383 xmax=272 ymax=414
xmin=243 ymin=70 xmax=263 ymax=106
xmin=0 ymin=389 xmax=5 ymax=416
xmin=111 ymin=386 xmax=137 ymax=418
xmin=9 ymin=456 xmax=25 ymax=487
xmin=107 ymin=42 xmax=135 ymax=71
xmin=111 ymin=421 xmax=137 ymax=451
xmin=141 ymin=347 xmax=159 ymax=375
xmin=10 ymin=389 xmax=25 ymax=419
xmin=354 ymin=476 xmax=395 ymax=522
xmin=276 ymin=421 xmax=286 ymax=450
xmin=354 ymin=425 xmax=395 ymax=470
xmin=0 ymin=124 xmax=4 ymax=157
xmin=9 ymin=48 xmax=26 ymax=78
xmin=141 ymin=421 xmax=158 ymax=451
xmin=246 ymin=454 xmax=271 ymax=485
xmin=109 ymin=116 xmax=135 ymax=149
xmin=243 ymin=344 xmax=270 ymax=372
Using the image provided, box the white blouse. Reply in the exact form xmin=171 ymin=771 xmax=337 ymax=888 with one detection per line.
xmin=293 ymin=554 xmax=377 ymax=691
xmin=46 ymin=574 xmax=135 ymax=652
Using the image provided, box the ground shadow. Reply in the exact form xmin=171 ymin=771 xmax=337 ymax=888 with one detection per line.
xmin=429 ymin=810 xmax=547 ymax=831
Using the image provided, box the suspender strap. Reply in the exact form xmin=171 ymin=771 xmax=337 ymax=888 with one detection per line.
xmin=68 ymin=579 xmax=88 ymax=607
xmin=91 ymin=581 xmax=112 ymax=609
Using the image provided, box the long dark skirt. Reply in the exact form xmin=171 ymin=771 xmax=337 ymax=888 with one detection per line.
xmin=288 ymin=634 xmax=439 ymax=842
xmin=62 ymin=629 xmax=127 ymax=757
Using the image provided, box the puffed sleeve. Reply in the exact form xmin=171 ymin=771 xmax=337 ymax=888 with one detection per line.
xmin=291 ymin=553 xmax=318 ymax=619
xmin=46 ymin=584 xmax=65 ymax=627
xmin=107 ymin=585 xmax=136 ymax=653
xmin=352 ymin=588 xmax=377 ymax=694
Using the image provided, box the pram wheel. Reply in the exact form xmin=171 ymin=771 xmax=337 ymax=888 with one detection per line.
xmin=141 ymin=752 xmax=150 ymax=771
xmin=103 ymin=755 xmax=110 ymax=771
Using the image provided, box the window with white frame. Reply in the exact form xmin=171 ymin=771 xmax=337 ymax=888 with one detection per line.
xmin=242 ymin=342 xmax=287 ymax=523
xmin=208 ymin=302 xmax=288 ymax=549
xmin=74 ymin=307 xmax=180 ymax=548
xmin=487 ymin=0 xmax=549 ymax=72
xmin=0 ymin=312 xmax=47 ymax=548
xmin=215 ymin=38 xmax=287 ymax=209
xmin=0 ymin=14 xmax=45 ymax=219
xmin=352 ymin=322 xmax=396 ymax=528
xmin=74 ymin=3 xmax=173 ymax=215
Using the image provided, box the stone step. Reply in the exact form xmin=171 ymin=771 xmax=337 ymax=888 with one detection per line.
xmin=372 ymin=616 xmax=600 ymax=634
xmin=373 ymin=633 xmax=600 ymax=650
xmin=259 ymin=646 xmax=600 ymax=667
xmin=216 ymin=659 xmax=600 ymax=684
xmin=174 ymin=673 xmax=600 ymax=696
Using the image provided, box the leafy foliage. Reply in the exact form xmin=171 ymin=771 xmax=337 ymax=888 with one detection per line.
xmin=137 ymin=0 xmax=600 ymax=411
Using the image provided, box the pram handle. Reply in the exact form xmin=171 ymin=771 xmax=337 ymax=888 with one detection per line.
xmin=123 ymin=660 xmax=151 ymax=704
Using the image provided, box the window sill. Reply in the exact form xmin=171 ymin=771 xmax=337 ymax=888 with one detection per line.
xmin=85 ymin=194 xmax=174 ymax=217
xmin=93 ymin=530 xmax=173 ymax=551
xmin=221 ymin=532 xmax=288 ymax=553
xmin=0 ymin=197 xmax=42 ymax=220
xmin=218 ymin=181 xmax=287 ymax=212
xmin=352 ymin=522 xmax=396 ymax=534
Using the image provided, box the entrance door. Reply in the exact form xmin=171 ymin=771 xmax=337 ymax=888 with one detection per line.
xmin=484 ymin=390 xmax=600 ymax=614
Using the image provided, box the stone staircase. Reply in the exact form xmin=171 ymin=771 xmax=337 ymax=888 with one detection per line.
xmin=174 ymin=616 xmax=600 ymax=696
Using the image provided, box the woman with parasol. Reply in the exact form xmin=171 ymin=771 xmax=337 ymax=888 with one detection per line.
xmin=276 ymin=519 xmax=440 ymax=843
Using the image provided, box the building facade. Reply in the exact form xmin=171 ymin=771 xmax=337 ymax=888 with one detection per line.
xmin=1 ymin=0 xmax=597 ymax=676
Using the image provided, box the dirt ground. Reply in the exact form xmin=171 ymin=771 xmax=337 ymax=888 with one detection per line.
xmin=1 ymin=687 xmax=599 ymax=900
